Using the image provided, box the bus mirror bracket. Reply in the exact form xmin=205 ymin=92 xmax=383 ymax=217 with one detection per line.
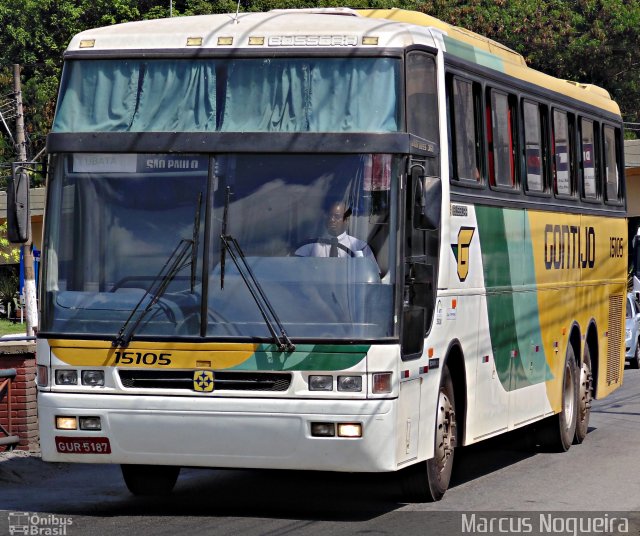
xmin=7 ymin=163 xmax=31 ymax=244
xmin=411 ymin=165 xmax=441 ymax=231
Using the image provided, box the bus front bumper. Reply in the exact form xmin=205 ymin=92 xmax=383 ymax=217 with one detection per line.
xmin=38 ymin=392 xmax=398 ymax=472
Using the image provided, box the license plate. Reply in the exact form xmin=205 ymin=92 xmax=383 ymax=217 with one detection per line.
xmin=55 ymin=436 xmax=111 ymax=454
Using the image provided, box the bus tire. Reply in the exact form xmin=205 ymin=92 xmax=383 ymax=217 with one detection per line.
xmin=400 ymin=364 xmax=456 ymax=502
xmin=538 ymin=345 xmax=578 ymax=452
xmin=574 ymin=345 xmax=593 ymax=444
xmin=121 ymin=464 xmax=180 ymax=496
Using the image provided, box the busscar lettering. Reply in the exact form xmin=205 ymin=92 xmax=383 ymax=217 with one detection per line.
xmin=268 ymin=35 xmax=358 ymax=47
xmin=114 ymin=351 xmax=172 ymax=366
xmin=544 ymin=224 xmax=595 ymax=270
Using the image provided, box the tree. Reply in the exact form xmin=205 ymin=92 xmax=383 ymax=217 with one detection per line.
xmin=418 ymin=0 xmax=640 ymax=127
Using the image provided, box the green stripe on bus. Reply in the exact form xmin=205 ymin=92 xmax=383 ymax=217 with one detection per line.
xmin=476 ymin=206 xmax=551 ymax=390
xmin=229 ymin=344 xmax=370 ymax=371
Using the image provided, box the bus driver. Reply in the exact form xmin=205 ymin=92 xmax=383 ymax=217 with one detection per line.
xmin=295 ymin=201 xmax=380 ymax=272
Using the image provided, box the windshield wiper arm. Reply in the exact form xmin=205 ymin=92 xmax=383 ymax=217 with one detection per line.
xmin=190 ymin=192 xmax=203 ymax=293
xmin=219 ymin=234 xmax=295 ymax=353
xmin=112 ymin=238 xmax=193 ymax=348
xmin=217 ymin=187 xmax=294 ymax=352
xmin=113 ymin=193 xmax=203 ymax=348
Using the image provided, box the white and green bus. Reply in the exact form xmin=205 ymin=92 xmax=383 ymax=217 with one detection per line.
xmin=25 ymin=8 xmax=626 ymax=501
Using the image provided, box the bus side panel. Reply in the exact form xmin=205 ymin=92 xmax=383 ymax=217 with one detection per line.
xmin=528 ymin=211 xmax=626 ymax=409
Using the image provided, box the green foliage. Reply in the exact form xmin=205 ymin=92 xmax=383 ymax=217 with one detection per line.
xmin=1 ymin=0 xmax=639 ymax=163
xmin=419 ymin=0 xmax=640 ymax=124
xmin=0 ymin=221 xmax=19 ymax=264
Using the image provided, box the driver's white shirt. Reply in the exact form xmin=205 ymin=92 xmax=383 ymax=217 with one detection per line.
xmin=295 ymin=232 xmax=379 ymax=272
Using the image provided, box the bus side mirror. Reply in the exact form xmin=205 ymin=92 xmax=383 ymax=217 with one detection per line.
xmin=7 ymin=164 xmax=30 ymax=243
xmin=411 ymin=166 xmax=441 ymax=231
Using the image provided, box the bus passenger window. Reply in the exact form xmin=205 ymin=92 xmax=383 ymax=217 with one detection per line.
xmin=451 ymin=77 xmax=481 ymax=182
xmin=603 ymin=125 xmax=621 ymax=203
xmin=489 ymin=90 xmax=516 ymax=188
xmin=553 ymin=110 xmax=573 ymax=196
xmin=580 ymin=119 xmax=598 ymax=199
xmin=523 ymin=100 xmax=544 ymax=192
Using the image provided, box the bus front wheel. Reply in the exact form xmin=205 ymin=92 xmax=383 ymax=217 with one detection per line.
xmin=121 ymin=464 xmax=180 ymax=496
xmin=400 ymin=364 xmax=456 ymax=502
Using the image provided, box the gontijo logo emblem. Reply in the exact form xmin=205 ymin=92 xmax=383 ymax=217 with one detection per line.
xmin=451 ymin=227 xmax=475 ymax=282
xmin=193 ymin=370 xmax=214 ymax=392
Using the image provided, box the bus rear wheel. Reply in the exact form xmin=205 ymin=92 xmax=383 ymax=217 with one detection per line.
xmin=537 ymin=345 xmax=578 ymax=452
xmin=401 ymin=364 xmax=456 ymax=502
xmin=121 ymin=464 xmax=180 ymax=496
xmin=574 ymin=345 xmax=593 ymax=444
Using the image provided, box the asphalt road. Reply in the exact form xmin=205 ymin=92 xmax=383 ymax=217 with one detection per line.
xmin=1 ymin=366 xmax=640 ymax=536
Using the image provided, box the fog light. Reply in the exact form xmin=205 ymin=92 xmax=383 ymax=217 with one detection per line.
xmin=372 ymin=372 xmax=392 ymax=394
xmin=55 ymin=370 xmax=78 ymax=385
xmin=81 ymin=370 xmax=105 ymax=387
xmin=337 ymin=423 xmax=362 ymax=438
xmin=309 ymin=375 xmax=333 ymax=391
xmin=311 ymin=422 xmax=335 ymax=437
xmin=79 ymin=416 xmax=102 ymax=431
xmin=56 ymin=416 xmax=77 ymax=430
xmin=337 ymin=375 xmax=362 ymax=392
xmin=37 ymin=365 xmax=49 ymax=387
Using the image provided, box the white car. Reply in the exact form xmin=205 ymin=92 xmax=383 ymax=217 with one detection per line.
xmin=625 ymin=293 xmax=640 ymax=369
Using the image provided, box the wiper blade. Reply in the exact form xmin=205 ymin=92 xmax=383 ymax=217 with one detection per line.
xmin=220 ymin=235 xmax=295 ymax=353
xmin=190 ymin=192 xmax=203 ymax=293
xmin=112 ymin=238 xmax=192 ymax=348
xmin=113 ymin=193 xmax=202 ymax=348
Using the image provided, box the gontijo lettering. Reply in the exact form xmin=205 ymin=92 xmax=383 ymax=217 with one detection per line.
xmin=544 ymin=224 xmax=595 ymax=270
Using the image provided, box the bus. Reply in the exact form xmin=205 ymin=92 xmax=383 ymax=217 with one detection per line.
xmin=20 ymin=8 xmax=626 ymax=501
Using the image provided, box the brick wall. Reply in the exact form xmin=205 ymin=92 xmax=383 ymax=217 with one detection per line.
xmin=0 ymin=342 xmax=38 ymax=452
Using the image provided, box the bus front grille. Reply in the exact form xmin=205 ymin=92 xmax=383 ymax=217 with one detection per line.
xmin=118 ymin=370 xmax=292 ymax=392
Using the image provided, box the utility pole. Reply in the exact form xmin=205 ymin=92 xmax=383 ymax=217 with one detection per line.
xmin=13 ymin=64 xmax=37 ymax=336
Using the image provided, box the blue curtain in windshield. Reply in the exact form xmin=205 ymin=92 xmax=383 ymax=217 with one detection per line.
xmin=52 ymin=58 xmax=400 ymax=133
xmin=53 ymin=60 xmax=217 ymax=132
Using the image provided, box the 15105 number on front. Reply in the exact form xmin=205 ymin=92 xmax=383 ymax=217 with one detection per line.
xmin=114 ymin=351 xmax=172 ymax=366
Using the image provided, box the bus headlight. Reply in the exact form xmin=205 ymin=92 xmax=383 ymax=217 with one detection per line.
xmin=309 ymin=375 xmax=333 ymax=391
xmin=56 ymin=416 xmax=77 ymax=430
xmin=79 ymin=416 xmax=102 ymax=431
xmin=81 ymin=370 xmax=105 ymax=387
xmin=337 ymin=375 xmax=362 ymax=392
xmin=55 ymin=370 xmax=78 ymax=385
xmin=337 ymin=423 xmax=362 ymax=438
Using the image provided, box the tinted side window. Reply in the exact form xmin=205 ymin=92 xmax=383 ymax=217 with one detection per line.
xmin=451 ymin=77 xmax=481 ymax=182
xmin=406 ymin=51 xmax=438 ymax=143
xmin=553 ymin=110 xmax=574 ymax=196
xmin=488 ymin=90 xmax=516 ymax=188
xmin=580 ymin=119 xmax=598 ymax=199
xmin=603 ymin=125 xmax=620 ymax=203
xmin=523 ymin=101 xmax=544 ymax=192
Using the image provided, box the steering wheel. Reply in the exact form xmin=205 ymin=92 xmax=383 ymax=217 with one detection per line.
xmin=292 ymin=238 xmax=356 ymax=257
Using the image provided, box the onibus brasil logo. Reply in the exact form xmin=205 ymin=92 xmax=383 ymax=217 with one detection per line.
xmin=8 ymin=512 xmax=73 ymax=535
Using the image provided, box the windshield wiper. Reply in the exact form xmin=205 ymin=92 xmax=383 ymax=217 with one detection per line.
xmin=112 ymin=194 xmax=202 ymax=348
xmin=219 ymin=187 xmax=295 ymax=353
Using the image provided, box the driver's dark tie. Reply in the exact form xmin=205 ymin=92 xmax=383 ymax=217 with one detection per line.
xmin=329 ymin=237 xmax=339 ymax=257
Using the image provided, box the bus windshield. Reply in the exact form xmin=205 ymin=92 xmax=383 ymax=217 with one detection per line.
xmin=41 ymin=153 xmax=398 ymax=341
xmin=52 ymin=57 xmax=401 ymax=133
